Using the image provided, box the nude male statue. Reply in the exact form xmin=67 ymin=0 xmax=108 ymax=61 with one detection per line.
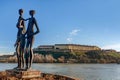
xmin=14 ymin=9 xmax=26 ymax=69
xmin=25 ymin=10 xmax=40 ymax=70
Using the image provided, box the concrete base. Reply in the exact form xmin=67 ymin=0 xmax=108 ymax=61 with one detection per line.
xmin=6 ymin=69 xmax=41 ymax=79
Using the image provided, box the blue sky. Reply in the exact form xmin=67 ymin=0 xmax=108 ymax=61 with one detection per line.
xmin=1 ymin=0 xmax=120 ymax=54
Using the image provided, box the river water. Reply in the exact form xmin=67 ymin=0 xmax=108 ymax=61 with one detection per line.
xmin=0 ymin=63 xmax=120 ymax=80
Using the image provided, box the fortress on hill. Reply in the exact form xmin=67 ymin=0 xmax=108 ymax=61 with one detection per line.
xmin=34 ymin=44 xmax=101 ymax=52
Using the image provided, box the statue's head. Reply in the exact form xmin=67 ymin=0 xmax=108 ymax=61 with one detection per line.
xmin=29 ymin=10 xmax=35 ymax=16
xmin=19 ymin=9 xmax=23 ymax=15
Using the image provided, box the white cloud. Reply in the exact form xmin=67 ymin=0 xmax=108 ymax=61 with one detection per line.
xmin=101 ymin=44 xmax=120 ymax=51
xmin=70 ymin=29 xmax=80 ymax=36
xmin=66 ymin=29 xmax=80 ymax=43
xmin=67 ymin=37 xmax=72 ymax=43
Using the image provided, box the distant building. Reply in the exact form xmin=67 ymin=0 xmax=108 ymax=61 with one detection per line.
xmin=34 ymin=44 xmax=101 ymax=52
xmin=102 ymin=49 xmax=116 ymax=53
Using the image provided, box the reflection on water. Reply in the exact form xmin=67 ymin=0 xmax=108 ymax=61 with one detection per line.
xmin=0 ymin=63 xmax=120 ymax=80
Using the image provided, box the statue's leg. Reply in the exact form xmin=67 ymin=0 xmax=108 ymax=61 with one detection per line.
xmin=25 ymin=56 xmax=28 ymax=69
xmin=21 ymin=43 xmax=25 ymax=68
xmin=29 ymin=47 xmax=33 ymax=69
xmin=16 ymin=43 xmax=20 ymax=68
xmin=21 ymin=49 xmax=24 ymax=68
xmin=15 ymin=45 xmax=19 ymax=69
xmin=29 ymin=38 xmax=34 ymax=69
xmin=19 ymin=49 xmax=22 ymax=69
xmin=25 ymin=40 xmax=29 ymax=70
xmin=25 ymin=48 xmax=29 ymax=70
xmin=21 ymin=37 xmax=25 ymax=69
xmin=19 ymin=48 xmax=25 ymax=69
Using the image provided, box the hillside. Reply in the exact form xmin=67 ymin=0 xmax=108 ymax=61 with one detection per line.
xmin=1 ymin=44 xmax=120 ymax=63
xmin=33 ymin=44 xmax=120 ymax=63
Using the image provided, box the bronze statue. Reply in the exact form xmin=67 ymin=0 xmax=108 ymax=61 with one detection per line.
xmin=14 ymin=9 xmax=26 ymax=69
xmin=24 ymin=10 xmax=40 ymax=70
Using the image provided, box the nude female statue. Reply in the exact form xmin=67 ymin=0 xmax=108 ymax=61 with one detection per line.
xmin=14 ymin=9 xmax=26 ymax=69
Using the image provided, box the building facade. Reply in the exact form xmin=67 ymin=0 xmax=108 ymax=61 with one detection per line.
xmin=34 ymin=44 xmax=101 ymax=52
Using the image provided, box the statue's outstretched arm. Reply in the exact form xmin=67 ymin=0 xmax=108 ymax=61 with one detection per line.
xmin=23 ymin=18 xmax=29 ymax=21
xmin=34 ymin=18 xmax=40 ymax=35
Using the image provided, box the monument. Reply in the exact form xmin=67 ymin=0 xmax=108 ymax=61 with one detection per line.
xmin=6 ymin=9 xmax=41 ymax=79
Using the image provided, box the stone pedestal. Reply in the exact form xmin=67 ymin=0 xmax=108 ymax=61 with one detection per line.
xmin=0 ymin=71 xmax=78 ymax=80
xmin=6 ymin=69 xmax=41 ymax=79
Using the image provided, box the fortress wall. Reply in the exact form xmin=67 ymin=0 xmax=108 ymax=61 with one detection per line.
xmin=68 ymin=45 xmax=98 ymax=50
xmin=38 ymin=45 xmax=54 ymax=49
xmin=54 ymin=45 xmax=69 ymax=49
xmin=55 ymin=44 xmax=101 ymax=51
xmin=36 ymin=44 xmax=101 ymax=52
